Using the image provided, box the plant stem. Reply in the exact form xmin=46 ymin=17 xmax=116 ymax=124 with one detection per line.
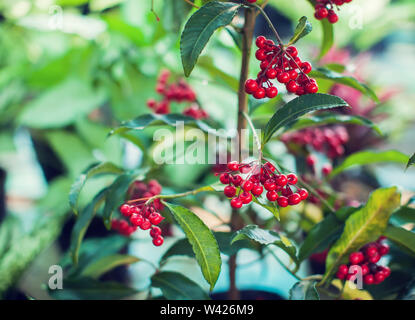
xmin=242 ymin=111 xmax=262 ymax=160
xmin=252 ymin=3 xmax=284 ymax=47
xmin=227 ymin=6 xmax=256 ymax=301
xmin=183 ymin=0 xmax=199 ymax=9
xmin=267 ymin=247 xmax=301 ymax=281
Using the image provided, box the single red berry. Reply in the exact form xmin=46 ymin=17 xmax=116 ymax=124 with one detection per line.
xmin=242 ymin=180 xmax=253 ymax=192
xmin=255 ymin=35 xmax=266 ymax=48
xmin=150 ymin=212 xmax=164 ymax=225
xmin=246 ymin=0 xmax=257 ymax=4
xmin=253 ymin=87 xmax=266 ymax=99
xmin=240 ymin=191 xmax=253 ymax=204
xmin=368 ymin=254 xmax=381 ymax=264
xmin=266 ymin=190 xmax=279 ymax=202
xmin=220 ymin=173 xmax=230 ymax=184
xmin=286 ymin=80 xmax=299 ymax=93
xmin=152 ymin=235 xmax=164 ymax=246
xmin=361 ymin=264 xmax=369 ymax=276
xmin=322 ymin=163 xmax=332 ymax=176
xmin=264 ymin=179 xmax=277 ymax=191
xmin=374 ymin=272 xmax=385 ymax=284
xmin=287 ymin=173 xmax=298 ymax=185
xmin=245 ymin=79 xmax=259 ymax=94
xmin=315 ymin=7 xmax=329 ymax=19
xmin=379 ymin=244 xmax=389 ymax=256
xmin=150 ymin=226 xmax=162 ymax=238
xmin=230 ymin=175 xmax=243 ymax=187
xmin=266 ymin=68 xmax=277 ymax=79
xmin=277 ymin=72 xmax=290 ymax=84
xmin=306 ymin=154 xmax=316 ymax=166
xmin=288 ymin=69 xmax=298 ymax=80
xmin=277 ymin=196 xmax=288 ymax=207
xmin=288 ymin=193 xmax=301 ymax=205
xmin=301 ymin=62 xmax=312 ymax=74
xmin=266 ymin=86 xmax=278 ymax=98
xmin=146 ymin=99 xmax=157 ymax=109
xmin=251 ymin=184 xmax=264 ymax=196
xmin=363 ymin=274 xmax=374 ymax=285
xmin=230 ymin=197 xmax=243 ymax=209
xmin=305 ymin=82 xmax=319 ymax=94
xmin=379 ymin=266 xmax=391 ymax=278
xmin=224 ymin=185 xmax=237 ymax=198
xmin=140 ymin=218 xmax=152 ymax=230
xmin=255 ymin=49 xmax=267 ymax=61
xmin=349 ymin=252 xmax=364 ymax=265
xmin=227 ymin=161 xmax=239 ymax=171
xmin=120 ymin=204 xmax=131 ymax=217
xmin=281 ymin=187 xmax=293 ymax=197
xmin=365 ymin=245 xmax=378 ymax=258
xmin=328 ymin=10 xmax=339 ymax=23
xmin=264 ymin=161 xmax=276 ymax=172
xmin=338 ymin=264 xmax=349 ymax=275
xmin=130 ymin=214 xmax=143 ymax=227
xmin=286 ymin=46 xmax=298 ymax=57
xmin=336 ymin=271 xmax=346 ymax=280
xmin=298 ymin=188 xmax=309 ymax=200
xmin=275 ymin=174 xmax=288 ymax=187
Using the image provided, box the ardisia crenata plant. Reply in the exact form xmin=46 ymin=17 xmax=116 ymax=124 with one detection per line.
xmin=58 ymin=0 xmax=415 ymax=301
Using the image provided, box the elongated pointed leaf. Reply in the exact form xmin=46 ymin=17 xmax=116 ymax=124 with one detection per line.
xmin=289 ymin=280 xmax=319 ymax=300
xmin=231 ymin=225 xmax=298 ymax=265
xmin=151 ymin=271 xmax=209 ymax=300
xmin=329 ymin=150 xmax=409 ymax=178
xmin=321 ymin=187 xmax=401 ymax=285
xmin=109 ymin=113 xmax=220 ymax=137
xmin=70 ymin=188 xmax=109 ymax=264
xmin=390 ymin=206 xmax=415 ymax=225
xmin=288 ymin=114 xmax=382 ymax=136
xmin=384 ymin=225 xmax=415 ymax=256
xmin=318 ymin=19 xmax=333 ymax=59
xmin=81 ymin=254 xmax=140 ymax=279
xmin=163 ymin=202 xmax=221 ymax=291
xmin=69 ymin=162 xmax=124 ymax=215
xmin=262 ymin=93 xmax=348 ymax=144
xmin=309 ymin=67 xmax=379 ymax=102
xmin=180 ymin=1 xmax=241 ymax=76
xmin=288 ymin=16 xmax=312 ymax=45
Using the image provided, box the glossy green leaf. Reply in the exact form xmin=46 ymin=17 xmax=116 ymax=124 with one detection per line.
xmin=288 ymin=16 xmax=312 ymax=45
xmin=329 ymin=150 xmax=409 ymax=178
xmin=151 ymin=271 xmax=209 ymax=300
xmin=390 ymin=206 xmax=415 ymax=226
xmin=69 ymin=162 xmax=124 ymax=215
xmin=232 ymin=225 xmax=298 ymax=265
xmin=318 ymin=19 xmax=333 ymax=59
xmin=180 ymin=1 xmax=241 ymax=76
xmin=49 ymin=278 xmax=137 ymax=300
xmin=262 ymin=93 xmax=348 ymax=144
xmin=252 ymin=196 xmax=280 ymax=220
xmin=288 ymin=114 xmax=382 ymax=136
xmin=289 ymin=280 xmax=319 ymax=300
xmin=81 ymin=254 xmax=140 ymax=279
xmin=309 ymin=67 xmax=379 ymax=102
xmin=384 ymin=225 xmax=415 ymax=256
xmin=321 ymin=187 xmax=401 ymax=285
xmin=163 ymin=202 xmax=221 ymax=291
xmin=70 ymin=188 xmax=109 ymax=265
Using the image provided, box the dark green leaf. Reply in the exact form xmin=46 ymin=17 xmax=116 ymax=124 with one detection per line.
xmin=163 ymin=202 xmax=221 ymax=291
xmin=321 ymin=187 xmax=401 ymax=285
xmin=231 ymin=225 xmax=298 ymax=265
xmin=329 ymin=150 xmax=409 ymax=178
xmin=390 ymin=206 xmax=415 ymax=226
xmin=384 ymin=225 xmax=415 ymax=256
xmin=318 ymin=19 xmax=333 ymax=59
xmin=309 ymin=67 xmax=379 ymax=102
xmin=262 ymin=93 xmax=348 ymax=144
xmin=288 ymin=16 xmax=312 ymax=45
xmin=289 ymin=280 xmax=319 ymax=300
xmin=151 ymin=271 xmax=209 ymax=300
xmin=69 ymin=162 xmax=124 ymax=215
xmin=180 ymin=1 xmax=241 ymax=76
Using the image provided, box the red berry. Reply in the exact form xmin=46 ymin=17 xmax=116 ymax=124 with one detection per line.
xmin=152 ymin=235 xmax=164 ymax=246
xmin=264 ymin=179 xmax=277 ymax=191
xmin=349 ymin=252 xmax=364 ymax=265
xmin=361 ymin=264 xmax=369 ymax=276
xmin=245 ymin=79 xmax=259 ymax=94
xmin=305 ymin=82 xmax=318 ymax=94
xmin=266 ymin=190 xmax=279 ymax=202
xmin=368 ymin=254 xmax=381 ymax=264
xmin=227 ymin=161 xmax=239 ymax=171
xmin=120 ymin=204 xmax=131 ymax=217
xmin=253 ymin=87 xmax=266 ymax=99
xmin=240 ymin=191 xmax=253 ymax=204
xmin=266 ymin=86 xmax=278 ymax=98
xmin=380 ymin=266 xmax=391 ymax=278
xmin=255 ymin=36 xmax=266 ymax=48
xmin=150 ymin=226 xmax=162 ymax=238
xmin=277 ymin=72 xmax=290 ymax=83
xmin=322 ymin=163 xmax=332 ymax=176
xmin=363 ymin=274 xmax=374 ymax=285
xmin=230 ymin=175 xmax=243 ymax=187
xmin=328 ymin=10 xmax=339 ymax=23
xmin=224 ymin=185 xmax=237 ymax=198
xmin=287 ymin=173 xmax=298 ymax=185
xmin=315 ymin=7 xmax=329 ymax=19
xmin=277 ymin=196 xmax=288 ymax=207
xmin=281 ymin=187 xmax=293 ymax=197
xmin=338 ymin=264 xmax=348 ymax=275
xmin=306 ymin=154 xmax=316 ymax=166
xmin=288 ymin=193 xmax=301 ymax=205
xmin=379 ymin=244 xmax=389 ymax=256
xmin=301 ymin=62 xmax=312 ymax=74
xmin=251 ymin=184 xmax=264 ymax=196
xmin=140 ymin=218 xmax=152 ymax=230
xmin=230 ymin=197 xmax=243 ymax=209
xmin=286 ymin=80 xmax=299 ymax=93
xmin=275 ymin=174 xmax=288 ymax=186
xmin=298 ymin=188 xmax=309 ymax=200
xmin=286 ymin=46 xmax=298 ymax=57
xmin=266 ymin=69 xmax=277 ymax=79
xmin=365 ymin=245 xmax=378 ymax=258
xmin=220 ymin=173 xmax=230 ymax=184
xmin=255 ymin=49 xmax=267 ymax=61
xmin=242 ymin=180 xmax=253 ymax=192
xmin=374 ymin=272 xmax=385 ymax=284
xmin=130 ymin=214 xmax=143 ymax=227
xmin=288 ymin=69 xmax=298 ymax=80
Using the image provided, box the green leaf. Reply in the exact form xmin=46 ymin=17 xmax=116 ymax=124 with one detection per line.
xmin=180 ymin=1 xmax=241 ymax=76
xmin=288 ymin=16 xmax=312 ymax=45
xmin=309 ymin=67 xmax=379 ymax=102
xmin=321 ymin=187 xmax=401 ymax=285
xmin=110 ymin=113 xmax=220 ymax=137
xmin=70 ymin=188 xmax=109 ymax=265
xmin=288 ymin=114 xmax=382 ymax=136
xmin=163 ymin=202 xmax=221 ymax=291
xmin=318 ymin=19 xmax=333 ymax=59
xmin=162 ymin=0 xmax=192 ymax=33
xmin=390 ymin=206 xmax=415 ymax=225
xmin=406 ymin=153 xmax=415 ymax=170
xmin=151 ymin=271 xmax=209 ymax=300
xmin=231 ymin=225 xmax=298 ymax=265
xmin=384 ymin=225 xmax=415 ymax=256
xmin=69 ymin=162 xmax=124 ymax=215
xmin=298 ymin=214 xmax=343 ymax=262
xmin=329 ymin=150 xmax=409 ymax=178
xmin=252 ymin=196 xmax=280 ymax=220
xmin=81 ymin=254 xmax=140 ymax=279
xmin=102 ymin=169 xmax=148 ymax=228
xmin=289 ymin=280 xmax=319 ymax=300
xmin=18 ymin=78 xmax=106 ymax=128
xmin=49 ymin=278 xmax=137 ymax=300
xmin=262 ymin=93 xmax=348 ymax=145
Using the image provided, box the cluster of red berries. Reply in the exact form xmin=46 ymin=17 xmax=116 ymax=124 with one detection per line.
xmin=282 ymin=126 xmax=349 ymax=160
xmin=314 ymin=0 xmax=353 ymax=24
xmin=245 ymin=37 xmax=318 ymax=99
xmin=111 ymin=180 xmax=165 ymax=246
xmin=146 ymin=69 xmax=208 ymax=119
xmin=336 ymin=237 xmax=391 ymax=285
xmin=216 ymin=160 xmax=309 ymax=209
